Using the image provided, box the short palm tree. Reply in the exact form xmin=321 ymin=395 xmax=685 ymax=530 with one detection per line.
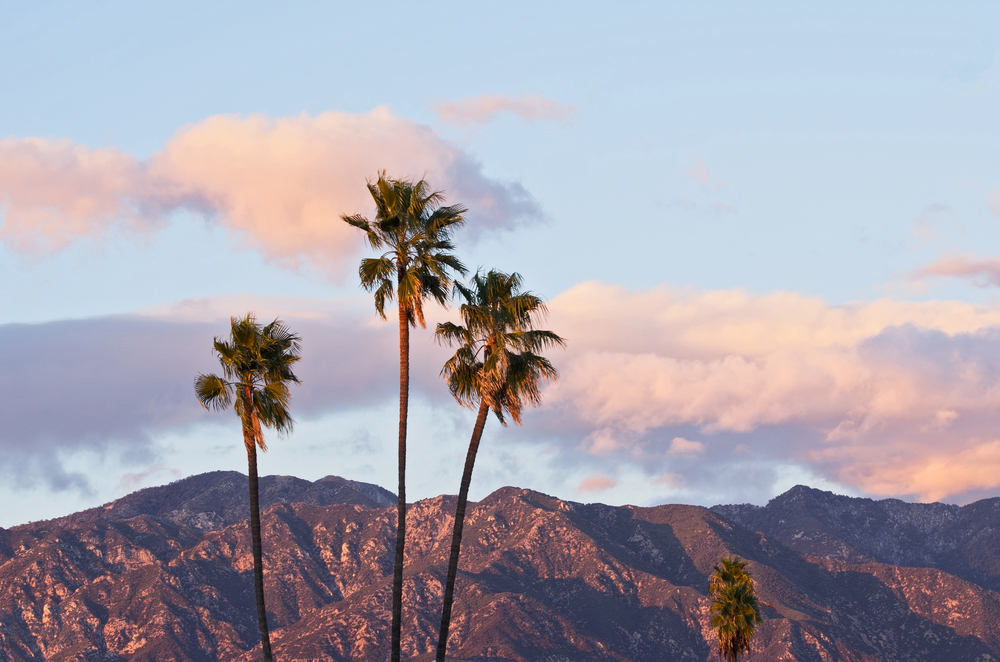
xmin=709 ymin=556 xmax=763 ymax=662
xmin=342 ymin=172 xmax=467 ymax=662
xmin=194 ymin=314 xmax=301 ymax=662
xmin=434 ymin=269 xmax=565 ymax=662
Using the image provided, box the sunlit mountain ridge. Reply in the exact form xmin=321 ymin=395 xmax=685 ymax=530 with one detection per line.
xmin=1 ymin=472 xmax=999 ymax=661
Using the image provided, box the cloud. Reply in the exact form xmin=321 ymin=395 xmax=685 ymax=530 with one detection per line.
xmin=577 ymin=474 xmax=617 ymax=493
xmin=0 ymin=108 xmax=541 ymax=272
xmin=667 ymin=437 xmax=705 ymax=456
xmin=652 ymin=472 xmax=684 ymax=489
xmin=12 ymin=282 xmax=1000 ymax=506
xmin=914 ymin=254 xmax=1000 ymax=288
xmin=118 ymin=464 xmax=180 ymax=491
xmin=536 ymin=282 xmax=1000 ymax=503
xmin=0 ymin=295 xmax=416 ymax=491
xmin=0 ymin=137 xmax=150 ymax=253
xmin=435 ymin=94 xmax=576 ymax=125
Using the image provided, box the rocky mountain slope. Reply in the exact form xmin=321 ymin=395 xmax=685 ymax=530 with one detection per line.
xmin=712 ymin=485 xmax=1000 ymax=592
xmin=0 ymin=474 xmax=998 ymax=661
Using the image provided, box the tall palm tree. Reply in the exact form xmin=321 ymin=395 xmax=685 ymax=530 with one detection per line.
xmin=433 ymin=269 xmax=565 ymax=662
xmin=708 ymin=556 xmax=763 ymax=662
xmin=342 ymin=173 xmax=467 ymax=662
xmin=194 ymin=314 xmax=301 ymax=662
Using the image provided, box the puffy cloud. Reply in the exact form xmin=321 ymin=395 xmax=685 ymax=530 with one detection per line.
xmin=0 ymin=138 xmax=148 ymax=253
xmin=435 ymin=94 xmax=576 ymax=125
xmin=0 ymin=108 xmax=541 ymax=272
xmin=546 ymin=282 xmax=1000 ymax=359
xmin=539 ymin=282 xmax=1000 ymax=503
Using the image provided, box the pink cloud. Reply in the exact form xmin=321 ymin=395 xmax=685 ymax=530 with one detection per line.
xmin=435 ymin=94 xmax=576 ymax=125
xmin=916 ymin=254 xmax=1000 ymax=288
xmin=667 ymin=437 xmax=705 ymax=456
xmin=0 ymin=108 xmax=541 ymax=272
xmin=837 ymin=440 xmax=1000 ymax=502
xmin=539 ymin=282 xmax=1000 ymax=502
xmin=118 ymin=464 xmax=181 ymax=491
xmin=0 ymin=137 xmax=149 ymax=253
xmin=577 ymin=474 xmax=617 ymax=493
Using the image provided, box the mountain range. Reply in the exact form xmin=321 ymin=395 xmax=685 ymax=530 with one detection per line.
xmin=1 ymin=472 xmax=999 ymax=661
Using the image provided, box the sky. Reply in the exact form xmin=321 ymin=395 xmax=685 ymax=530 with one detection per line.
xmin=1 ymin=1 xmax=1000 ymax=527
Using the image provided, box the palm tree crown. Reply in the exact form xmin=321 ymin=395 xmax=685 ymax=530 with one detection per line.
xmin=436 ymin=269 xmax=565 ymax=426
xmin=709 ymin=556 xmax=763 ymax=662
xmin=342 ymin=171 xmax=467 ymax=327
xmin=194 ymin=314 xmax=301 ymax=450
xmin=194 ymin=314 xmax=301 ymax=662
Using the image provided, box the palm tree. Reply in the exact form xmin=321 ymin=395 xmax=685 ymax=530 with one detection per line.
xmin=433 ymin=269 xmax=565 ymax=662
xmin=194 ymin=314 xmax=301 ymax=662
xmin=342 ymin=173 xmax=467 ymax=662
xmin=708 ymin=556 xmax=763 ymax=662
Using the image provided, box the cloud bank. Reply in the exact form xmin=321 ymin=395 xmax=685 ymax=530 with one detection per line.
xmin=8 ymin=283 xmax=1000 ymax=506
xmin=542 ymin=282 xmax=1000 ymax=502
xmin=0 ymin=108 xmax=541 ymax=271
xmin=0 ymin=297 xmax=403 ymax=492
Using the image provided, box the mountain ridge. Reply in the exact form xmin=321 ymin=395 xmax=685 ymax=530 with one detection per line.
xmin=1 ymin=473 xmax=999 ymax=660
xmin=712 ymin=483 xmax=1000 ymax=593
xmin=9 ymin=470 xmax=397 ymax=534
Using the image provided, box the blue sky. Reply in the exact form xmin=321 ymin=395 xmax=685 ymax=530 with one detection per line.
xmin=1 ymin=2 xmax=999 ymax=526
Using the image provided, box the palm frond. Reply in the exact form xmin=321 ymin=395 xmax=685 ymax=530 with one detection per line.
xmin=359 ymin=256 xmax=395 ymax=291
xmin=194 ymin=373 xmax=233 ymax=412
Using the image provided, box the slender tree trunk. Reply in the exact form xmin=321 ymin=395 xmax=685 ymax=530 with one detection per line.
xmin=435 ymin=400 xmax=490 ymax=662
xmin=391 ymin=299 xmax=409 ymax=662
xmin=245 ymin=434 xmax=274 ymax=662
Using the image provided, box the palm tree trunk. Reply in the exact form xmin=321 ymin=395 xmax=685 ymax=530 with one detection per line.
xmin=391 ymin=301 xmax=409 ymax=662
xmin=246 ymin=439 xmax=274 ymax=662
xmin=435 ymin=399 xmax=490 ymax=662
